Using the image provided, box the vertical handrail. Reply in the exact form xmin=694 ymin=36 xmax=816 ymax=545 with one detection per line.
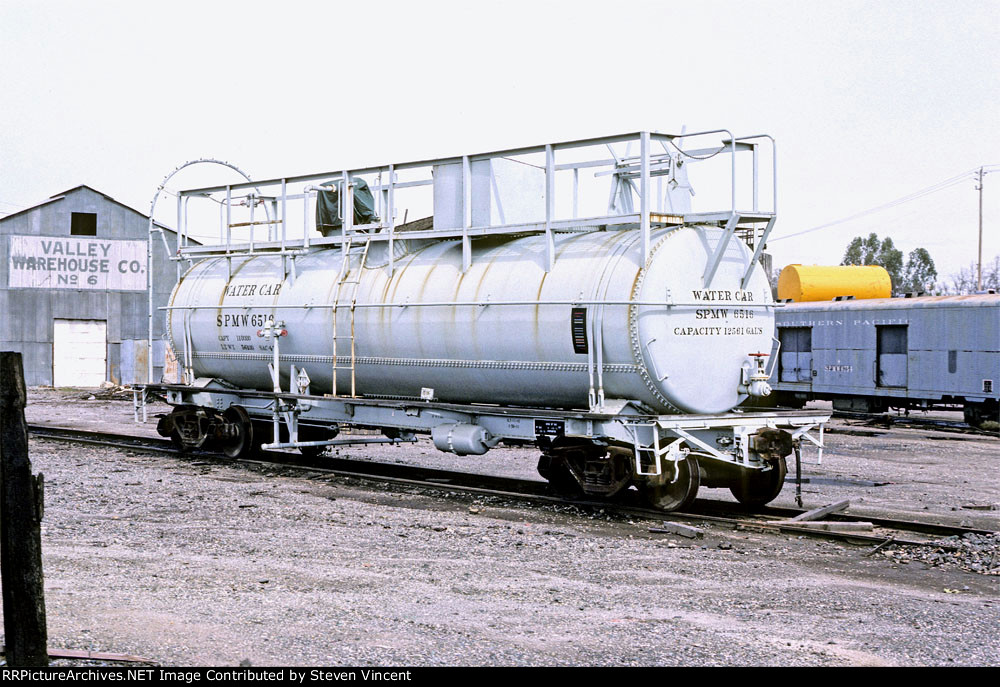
xmin=736 ymin=134 xmax=778 ymax=289
xmin=734 ymin=134 xmax=777 ymax=215
xmin=224 ymin=185 xmax=231 ymax=251
xmin=180 ymin=196 xmax=187 ymax=251
xmin=248 ymin=192 xmax=255 ymax=253
xmin=176 ymin=194 xmax=184 ymax=284
xmin=282 ymin=178 xmax=292 ymax=248
xmin=350 ymin=237 xmax=372 ymax=398
xmin=387 ymin=163 xmax=395 ymax=276
xmin=345 ymin=176 xmax=354 ymax=236
xmin=730 ymin=136 xmax=736 ymax=214
xmin=303 ymin=189 xmax=310 ymax=247
xmin=341 ymin=170 xmax=350 ymax=262
xmin=640 ymin=131 xmax=650 ymax=264
xmin=586 ymin=305 xmax=597 ymax=411
xmin=225 ymin=185 xmax=233 ymax=280
xmin=175 ymin=192 xmax=182 ymax=252
xmin=544 ymin=144 xmax=555 ymax=272
xmin=270 ymin=200 xmax=278 ymax=243
xmin=572 ymin=168 xmax=579 ymax=219
xmin=461 ymin=155 xmax=471 ymax=272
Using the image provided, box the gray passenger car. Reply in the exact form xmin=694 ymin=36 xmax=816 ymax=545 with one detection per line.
xmin=769 ymin=294 xmax=999 ymax=428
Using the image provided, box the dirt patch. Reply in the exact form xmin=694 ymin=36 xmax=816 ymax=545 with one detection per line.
xmin=10 ymin=388 xmax=1000 ymax=666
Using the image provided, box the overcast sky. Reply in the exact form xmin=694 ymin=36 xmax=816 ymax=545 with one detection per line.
xmin=1 ymin=0 xmax=997 ymax=282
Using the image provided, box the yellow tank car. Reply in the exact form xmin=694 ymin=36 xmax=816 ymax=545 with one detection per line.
xmin=777 ymin=264 xmax=892 ymax=302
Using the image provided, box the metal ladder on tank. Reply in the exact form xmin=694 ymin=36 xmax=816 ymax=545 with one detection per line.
xmin=330 ymin=235 xmax=372 ymax=398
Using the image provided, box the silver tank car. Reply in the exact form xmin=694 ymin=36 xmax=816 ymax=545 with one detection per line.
xmin=167 ymin=225 xmax=774 ymax=414
xmin=146 ymin=131 xmax=830 ymax=512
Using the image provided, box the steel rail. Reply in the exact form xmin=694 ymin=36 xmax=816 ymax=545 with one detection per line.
xmin=831 ymin=412 xmax=999 ymax=438
xmin=27 ymin=425 xmax=994 ymax=545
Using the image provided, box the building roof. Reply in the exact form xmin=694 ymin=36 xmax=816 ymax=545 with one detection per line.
xmin=0 ymin=184 xmax=177 ymax=233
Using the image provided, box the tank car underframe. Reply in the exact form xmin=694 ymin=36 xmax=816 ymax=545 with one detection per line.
xmin=140 ymin=381 xmax=829 ymax=510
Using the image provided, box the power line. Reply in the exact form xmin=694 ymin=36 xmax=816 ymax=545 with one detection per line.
xmin=770 ymin=167 xmax=988 ymax=242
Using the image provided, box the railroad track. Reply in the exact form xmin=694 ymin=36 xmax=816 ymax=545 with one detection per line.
xmin=28 ymin=424 xmax=996 ymax=548
xmin=831 ymin=411 xmax=999 ymax=438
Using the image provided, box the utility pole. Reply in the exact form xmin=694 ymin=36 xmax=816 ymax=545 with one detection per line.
xmin=977 ymin=167 xmax=984 ymax=291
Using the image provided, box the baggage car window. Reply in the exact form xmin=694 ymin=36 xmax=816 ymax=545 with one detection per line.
xmin=878 ymin=325 xmax=907 ymax=354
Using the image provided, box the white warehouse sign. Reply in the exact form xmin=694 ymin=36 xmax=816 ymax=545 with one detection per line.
xmin=7 ymin=235 xmax=147 ymax=291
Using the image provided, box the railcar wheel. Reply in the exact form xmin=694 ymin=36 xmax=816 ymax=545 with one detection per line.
xmin=220 ymin=406 xmax=256 ymax=459
xmin=639 ymin=456 xmax=700 ymax=512
xmin=729 ymin=456 xmax=787 ymax=507
xmin=537 ymin=453 xmax=583 ymax=495
xmin=161 ymin=407 xmax=208 ymax=453
xmin=963 ymin=406 xmax=979 ymax=428
xmin=168 ymin=428 xmax=187 ymax=452
xmin=963 ymin=403 xmax=998 ymax=430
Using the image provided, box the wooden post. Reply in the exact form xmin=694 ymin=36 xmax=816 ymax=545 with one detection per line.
xmin=0 ymin=352 xmax=48 ymax=666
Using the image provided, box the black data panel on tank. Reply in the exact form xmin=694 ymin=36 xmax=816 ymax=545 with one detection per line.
xmin=534 ymin=419 xmax=565 ymax=438
xmin=571 ymin=307 xmax=588 ymax=354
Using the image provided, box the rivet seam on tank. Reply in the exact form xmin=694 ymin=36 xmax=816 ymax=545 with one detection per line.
xmin=628 ymin=230 xmax=682 ymax=414
xmin=189 ymin=350 xmax=638 ymax=373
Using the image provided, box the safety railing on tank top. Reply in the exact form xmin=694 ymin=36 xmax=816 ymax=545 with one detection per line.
xmin=165 ymin=130 xmax=777 ymax=280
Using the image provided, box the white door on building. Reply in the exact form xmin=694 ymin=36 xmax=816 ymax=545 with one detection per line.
xmin=53 ymin=319 xmax=107 ymax=387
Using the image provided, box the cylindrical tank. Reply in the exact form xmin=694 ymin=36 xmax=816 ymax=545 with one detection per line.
xmin=777 ymin=264 xmax=891 ymax=302
xmin=167 ymin=225 xmax=775 ymax=414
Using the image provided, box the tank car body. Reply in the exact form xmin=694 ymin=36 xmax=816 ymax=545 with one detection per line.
xmin=142 ymin=130 xmax=830 ymax=510
xmin=777 ymin=264 xmax=892 ymax=302
xmin=168 ymin=225 xmax=774 ymax=415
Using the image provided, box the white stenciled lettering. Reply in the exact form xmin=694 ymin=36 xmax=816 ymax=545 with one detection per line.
xmin=673 ymin=326 xmax=764 ymax=336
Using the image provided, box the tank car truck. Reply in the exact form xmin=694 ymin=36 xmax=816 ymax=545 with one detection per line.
xmin=136 ymin=130 xmax=829 ymax=511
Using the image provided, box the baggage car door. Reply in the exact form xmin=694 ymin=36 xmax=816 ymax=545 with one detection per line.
xmin=779 ymin=327 xmax=812 ymax=383
xmin=876 ymin=325 xmax=907 ymax=388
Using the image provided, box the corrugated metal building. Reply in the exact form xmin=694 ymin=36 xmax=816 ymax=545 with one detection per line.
xmin=0 ymin=185 xmax=184 ymax=386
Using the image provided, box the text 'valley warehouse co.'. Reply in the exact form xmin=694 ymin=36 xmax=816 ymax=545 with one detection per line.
xmin=7 ymin=235 xmax=147 ymax=291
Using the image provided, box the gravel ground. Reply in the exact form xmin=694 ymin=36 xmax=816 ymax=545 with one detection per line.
xmin=6 ymin=388 xmax=999 ymax=666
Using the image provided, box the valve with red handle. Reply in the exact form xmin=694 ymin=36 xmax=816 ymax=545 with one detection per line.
xmin=257 ymin=318 xmax=288 ymax=339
